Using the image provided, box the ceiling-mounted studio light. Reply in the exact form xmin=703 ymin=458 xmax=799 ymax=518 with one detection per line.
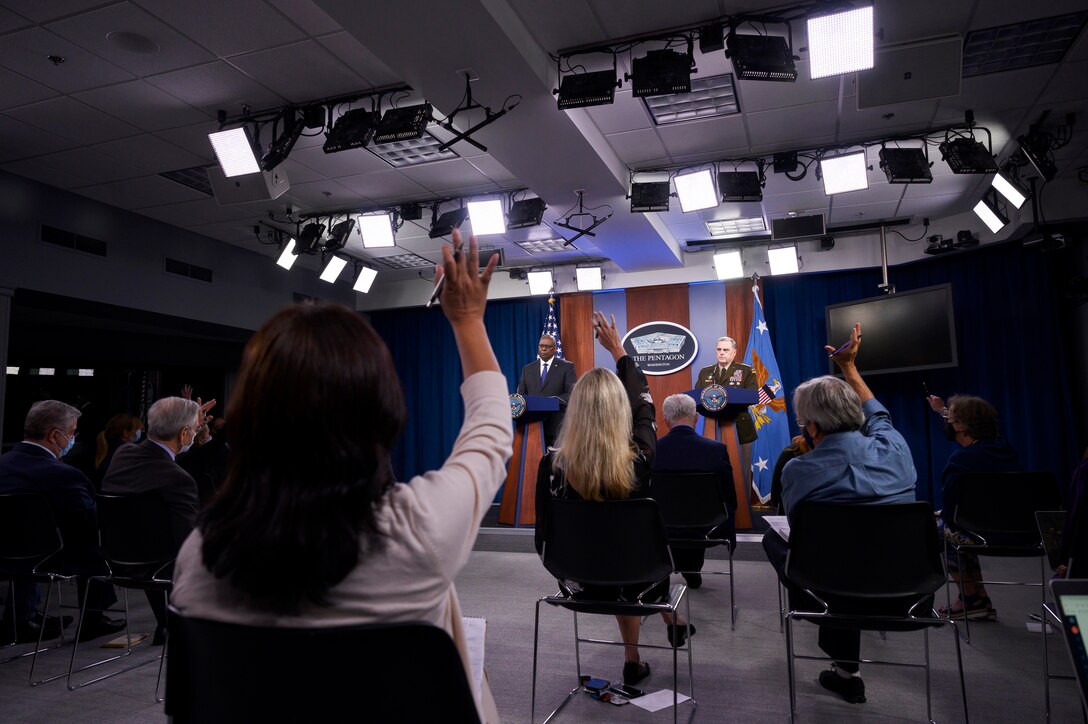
xmin=260 ymin=109 xmax=304 ymax=172
xmin=726 ymin=29 xmax=797 ymax=82
xmin=575 ymin=265 xmax=603 ymax=291
xmin=208 ymin=126 xmax=260 ymax=177
xmin=319 ymin=255 xmax=348 ymax=283
xmin=429 ymin=207 xmax=469 ymax=239
xmin=878 ymin=147 xmax=933 ymax=184
xmin=374 ymin=104 xmax=432 ymax=144
xmin=991 ymin=172 xmax=1027 ymax=209
xmin=820 ymin=151 xmax=869 ymax=195
xmin=527 ymin=270 xmax=555 ymax=295
xmin=507 ymin=197 xmax=547 ymax=229
xmin=467 ymin=199 xmax=506 ymax=235
xmin=276 ymin=238 xmax=298 ymax=270
xmin=628 ymin=48 xmax=693 ymax=98
xmin=767 ymin=245 xmax=799 ymax=275
xmin=324 ymin=218 xmax=355 ymax=252
xmin=629 ymin=180 xmax=671 ymax=213
xmin=674 ymin=169 xmax=719 ymax=213
xmin=297 ymin=222 xmax=326 ymax=253
xmin=713 ymin=250 xmax=744 ymax=280
xmin=718 ymin=170 xmax=763 ymax=202
xmin=353 ymin=266 xmax=377 ymax=293
xmin=973 ymin=188 xmax=1008 ymax=234
xmin=807 ymin=5 xmax=875 ymax=79
xmin=359 ymin=213 xmax=396 ymax=248
xmin=555 ymin=67 xmax=620 ymax=109
xmin=323 ymin=108 xmax=380 ymax=153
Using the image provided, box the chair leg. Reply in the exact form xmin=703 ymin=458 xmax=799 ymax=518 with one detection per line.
xmin=1044 ymin=601 xmax=1052 ymax=724
xmin=923 ymin=627 xmax=933 ymax=723
xmin=572 ymin=612 xmax=582 ymax=679
xmin=27 ymin=578 xmax=62 ymax=685
xmin=785 ymin=614 xmax=797 ymax=719
xmin=957 ymin=549 xmax=971 ymax=643
xmin=728 ymin=549 xmax=737 ymax=630
xmin=950 ymin=621 xmax=969 ymax=724
xmin=531 ymin=599 xmax=542 ymax=723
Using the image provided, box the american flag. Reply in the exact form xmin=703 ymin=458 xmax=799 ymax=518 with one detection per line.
xmin=543 ymin=296 xmax=563 ymax=358
xmin=758 ymin=384 xmax=774 ymax=406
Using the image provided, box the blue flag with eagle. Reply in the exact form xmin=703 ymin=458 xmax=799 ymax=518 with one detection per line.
xmin=742 ymin=281 xmax=790 ymax=503
xmin=543 ymin=296 xmax=563 ymax=359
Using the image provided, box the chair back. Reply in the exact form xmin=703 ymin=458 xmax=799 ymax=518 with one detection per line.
xmin=95 ymin=494 xmax=178 ymax=571
xmin=541 ymin=498 xmax=674 ymax=587
xmin=786 ymin=501 xmax=945 ymax=599
xmin=0 ymin=493 xmax=63 ymax=574
xmin=648 ymin=472 xmax=730 ymax=530
xmin=954 ymin=471 xmax=1061 ymax=539
xmin=164 ymin=610 xmax=481 ymax=723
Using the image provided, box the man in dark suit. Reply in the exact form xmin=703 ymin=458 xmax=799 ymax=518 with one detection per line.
xmin=652 ymin=393 xmax=737 ymax=589
xmin=102 ymin=396 xmax=208 ymax=642
xmin=0 ymin=401 xmax=125 ymax=643
xmin=695 ymin=335 xmax=758 ymax=490
xmin=516 ymin=335 xmax=576 ymax=446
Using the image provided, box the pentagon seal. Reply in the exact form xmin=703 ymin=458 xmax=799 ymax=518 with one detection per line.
xmin=700 ymin=384 xmax=728 ymax=412
xmin=509 ymin=393 xmax=527 ymax=419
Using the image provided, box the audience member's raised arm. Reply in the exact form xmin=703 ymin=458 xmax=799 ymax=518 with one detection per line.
xmin=437 ymin=228 xmax=500 ymax=377
xmin=826 ymin=322 xmax=874 ymax=404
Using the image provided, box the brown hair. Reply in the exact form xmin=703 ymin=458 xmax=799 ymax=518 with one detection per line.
xmin=200 ymin=304 xmax=406 ymax=613
xmin=948 ymin=395 xmax=1000 ymax=440
xmin=95 ymin=414 xmax=142 ymax=469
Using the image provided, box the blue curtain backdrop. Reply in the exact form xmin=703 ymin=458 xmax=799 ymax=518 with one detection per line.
xmin=369 ymin=296 xmax=550 ymax=481
xmin=763 ymin=241 xmax=1078 ymax=508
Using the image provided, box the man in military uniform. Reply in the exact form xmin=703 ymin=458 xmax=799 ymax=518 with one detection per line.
xmin=695 ymin=336 xmax=758 ymax=491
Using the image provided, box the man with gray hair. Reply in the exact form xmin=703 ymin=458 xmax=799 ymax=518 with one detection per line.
xmin=653 ymin=393 xmax=736 ymax=589
xmin=0 ymin=401 xmax=125 ymax=643
xmin=763 ymin=323 xmax=915 ymax=705
xmin=103 ymin=395 xmax=214 ymax=643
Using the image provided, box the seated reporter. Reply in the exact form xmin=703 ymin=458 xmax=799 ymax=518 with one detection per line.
xmin=170 ymin=230 xmax=511 ymax=723
xmin=534 ymin=311 xmax=692 ymax=687
xmin=762 ymin=323 xmax=916 ymax=705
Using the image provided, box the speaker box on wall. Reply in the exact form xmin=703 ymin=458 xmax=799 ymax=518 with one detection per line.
xmin=208 ymin=167 xmax=290 ymax=206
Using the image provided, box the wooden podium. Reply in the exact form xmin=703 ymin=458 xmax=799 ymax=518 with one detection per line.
xmin=498 ymin=395 xmax=560 ymax=527
xmin=685 ymin=387 xmax=758 ymax=530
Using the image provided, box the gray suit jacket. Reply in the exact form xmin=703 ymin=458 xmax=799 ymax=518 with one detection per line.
xmin=101 ymin=439 xmax=199 ymax=553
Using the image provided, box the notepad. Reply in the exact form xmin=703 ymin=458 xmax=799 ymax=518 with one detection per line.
xmin=462 ymin=616 xmax=486 ymax=709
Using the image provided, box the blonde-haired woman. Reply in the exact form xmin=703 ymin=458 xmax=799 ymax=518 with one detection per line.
xmin=534 ymin=310 xmax=693 ymax=686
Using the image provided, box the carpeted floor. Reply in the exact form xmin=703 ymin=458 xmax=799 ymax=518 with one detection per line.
xmin=0 ymin=526 xmax=1083 ymax=722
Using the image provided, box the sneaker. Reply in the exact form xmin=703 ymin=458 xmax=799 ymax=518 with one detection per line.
xmin=623 ymin=660 xmax=651 ymax=685
xmin=819 ymin=669 xmax=866 ymax=704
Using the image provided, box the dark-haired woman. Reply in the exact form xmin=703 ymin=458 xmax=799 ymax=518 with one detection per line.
xmin=171 ymin=230 xmax=510 ymax=722
xmin=93 ymin=413 xmax=143 ymax=489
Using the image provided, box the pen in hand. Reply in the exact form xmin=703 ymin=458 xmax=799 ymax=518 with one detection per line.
xmin=425 ymin=247 xmax=461 ymax=308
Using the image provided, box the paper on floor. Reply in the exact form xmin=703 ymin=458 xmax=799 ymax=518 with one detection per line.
xmin=629 ymin=689 xmax=692 ymax=712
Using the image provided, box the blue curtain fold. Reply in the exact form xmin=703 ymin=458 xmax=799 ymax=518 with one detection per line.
xmin=763 ymin=242 xmax=1078 ymax=508
xmin=369 ymin=297 xmax=550 ymax=481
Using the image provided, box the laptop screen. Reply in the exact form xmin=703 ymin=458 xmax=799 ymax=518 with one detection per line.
xmin=1051 ymin=579 xmax=1088 ymax=711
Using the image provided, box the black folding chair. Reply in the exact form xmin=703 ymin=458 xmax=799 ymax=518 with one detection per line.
xmin=532 ymin=498 xmax=695 ymax=724
xmin=784 ymin=501 xmax=969 ymax=723
xmin=164 ymin=610 xmax=481 ymax=723
xmin=650 ymin=471 xmax=737 ymax=628
xmin=0 ymin=493 xmax=78 ymax=685
xmin=67 ymin=493 xmax=176 ymax=698
xmin=947 ymin=471 xmax=1060 ymax=642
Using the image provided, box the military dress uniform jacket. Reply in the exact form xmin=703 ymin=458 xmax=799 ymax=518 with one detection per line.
xmin=695 ymin=362 xmax=758 ymax=444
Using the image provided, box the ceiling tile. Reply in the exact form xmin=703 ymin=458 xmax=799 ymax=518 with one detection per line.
xmin=47 ymin=2 xmax=216 ymax=76
xmin=590 ymin=0 xmax=719 ymax=40
xmin=1 ymin=0 xmax=111 ymax=23
xmin=895 ymin=192 xmax=972 ymax=220
xmin=27 ymin=146 xmax=147 ymax=186
xmin=837 ymin=101 xmax=939 ymax=140
xmin=5 ymin=96 xmax=141 ymax=144
xmin=656 ymin=114 xmax=747 ymax=159
xmin=290 ymin=143 xmax=390 ymax=178
xmin=145 ymin=61 xmax=285 ymax=115
xmin=342 ymin=169 xmax=429 ymax=203
xmin=276 ymin=157 xmax=325 ymax=184
xmin=604 ymin=128 xmax=668 ymax=164
xmin=316 ymin=32 xmax=401 ymax=89
xmin=0 ymin=7 xmax=32 ymax=33
xmin=72 ymin=173 xmax=209 ymax=209
xmin=132 ymin=0 xmax=306 ymax=57
xmin=228 ymin=40 xmax=367 ymax=104
xmin=0 ymin=66 xmax=60 ymax=110
xmin=153 ymin=119 xmax=220 ymax=158
xmin=398 ymin=158 xmax=492 ymax=193
xmin=465 ymin=154 xmax=519 ymax=183
xmin=2 ymin=157 xmax=86 ymax=188
xmin=282 ymin=178 xmax=363 ymax=208
xmin=585 ymin=90 xmax=653 ymax=135
xmin=74 ymin=80 xmax=210 ymax=132
xmin=0 ymin=27 xmax=134 ymax=93
xmin=88 ymin=134 xmax=209 ymax=175
xmin=747 ymin=101 xmax=839 ymax=147
xmin=138 ymin=196 xmax=260 ymax=227
xmin=1038 ymin=60 xmax=1088 ymax=105
xmin=268 ymin=0 xmax=341 ymax=36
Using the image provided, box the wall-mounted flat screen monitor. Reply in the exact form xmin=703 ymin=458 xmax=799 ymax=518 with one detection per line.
xmin=826 ymin=283 xmax=957 ymax=375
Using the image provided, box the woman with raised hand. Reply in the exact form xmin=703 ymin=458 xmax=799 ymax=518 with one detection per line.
xmin=171 ymin=229 xmax=510 ymax=722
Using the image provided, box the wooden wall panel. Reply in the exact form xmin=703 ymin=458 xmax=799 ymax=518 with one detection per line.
xmin=726 ymin=279 xmax=756 ymax=360
xmin=625 ymin=285 xmax=691 ymax=434
xmin=558 ymin=292 xmax=594 ymax=379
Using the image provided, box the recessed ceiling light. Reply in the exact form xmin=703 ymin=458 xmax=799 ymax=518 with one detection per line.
xmin=367 ymin=131 xmax=458 ymax=168
xmin=643 ymin=73 xmax=739 ymax=125
xmin=706 ymin=217 xmax=766 ymax=237
xmin=379 ymin=252 xmax=433 ymax=269
xmin=517 ymin=238 xmax=571 ymax=254
xmin=962 ymin=11 xmax=1088 ymax=77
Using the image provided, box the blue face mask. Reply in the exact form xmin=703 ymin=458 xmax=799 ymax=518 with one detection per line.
xmin=134 ymin=430 xmax=143 ymax=442
xmin=58 ymin=431 xmax=76 ymax=457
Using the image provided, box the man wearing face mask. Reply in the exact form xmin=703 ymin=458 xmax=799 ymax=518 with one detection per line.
xmin=762 ymin=323 xmax=916 ymax=705
xmin=102 ymin=396 xmax=213 ymax=643
xmin=926 ymin=394 xmax=1019 ymax=620
xmin=0 ymin=401 xmax=126 ymax=644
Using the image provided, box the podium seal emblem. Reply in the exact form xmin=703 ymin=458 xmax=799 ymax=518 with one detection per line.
xmin=509 ymin=393 xmax=527 ymax=419
xmin=700 ymin=384 xmax=728 ymax=412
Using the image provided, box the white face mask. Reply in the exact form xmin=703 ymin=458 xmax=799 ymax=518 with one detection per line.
xmin=180 ymin=427 xmax=195 ymax=454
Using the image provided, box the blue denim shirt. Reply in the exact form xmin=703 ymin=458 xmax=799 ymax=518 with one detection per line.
xmin=781 ymin=398 xmax=917 ymax=517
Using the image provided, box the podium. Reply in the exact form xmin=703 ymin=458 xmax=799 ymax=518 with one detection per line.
xmin=498 ymin=395 xmax=560 ymax=526
xmin=684 ymin=387 xmax=757 ymax=530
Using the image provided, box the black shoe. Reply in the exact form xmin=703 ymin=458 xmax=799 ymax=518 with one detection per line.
xmin=31 ymin=612 xmax=73 ymax=630
xmin=0 ymin=618 xmax=61 ymax=645
xmin=77 ymin=616 xmax=127 ymax=642
xmin=819 ymin=669 xmax=866 ymax=703
xmin=682 ymin=572 xmax=703 ymax=589
xmin=623 ymin=660 xmax=651 ymax=685
xmin=665 ymin=623 xmax=696 ymax=648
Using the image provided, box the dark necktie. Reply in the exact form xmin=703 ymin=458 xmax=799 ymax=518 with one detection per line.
xmin=540 ymin=362 xmax=549 ymax=386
